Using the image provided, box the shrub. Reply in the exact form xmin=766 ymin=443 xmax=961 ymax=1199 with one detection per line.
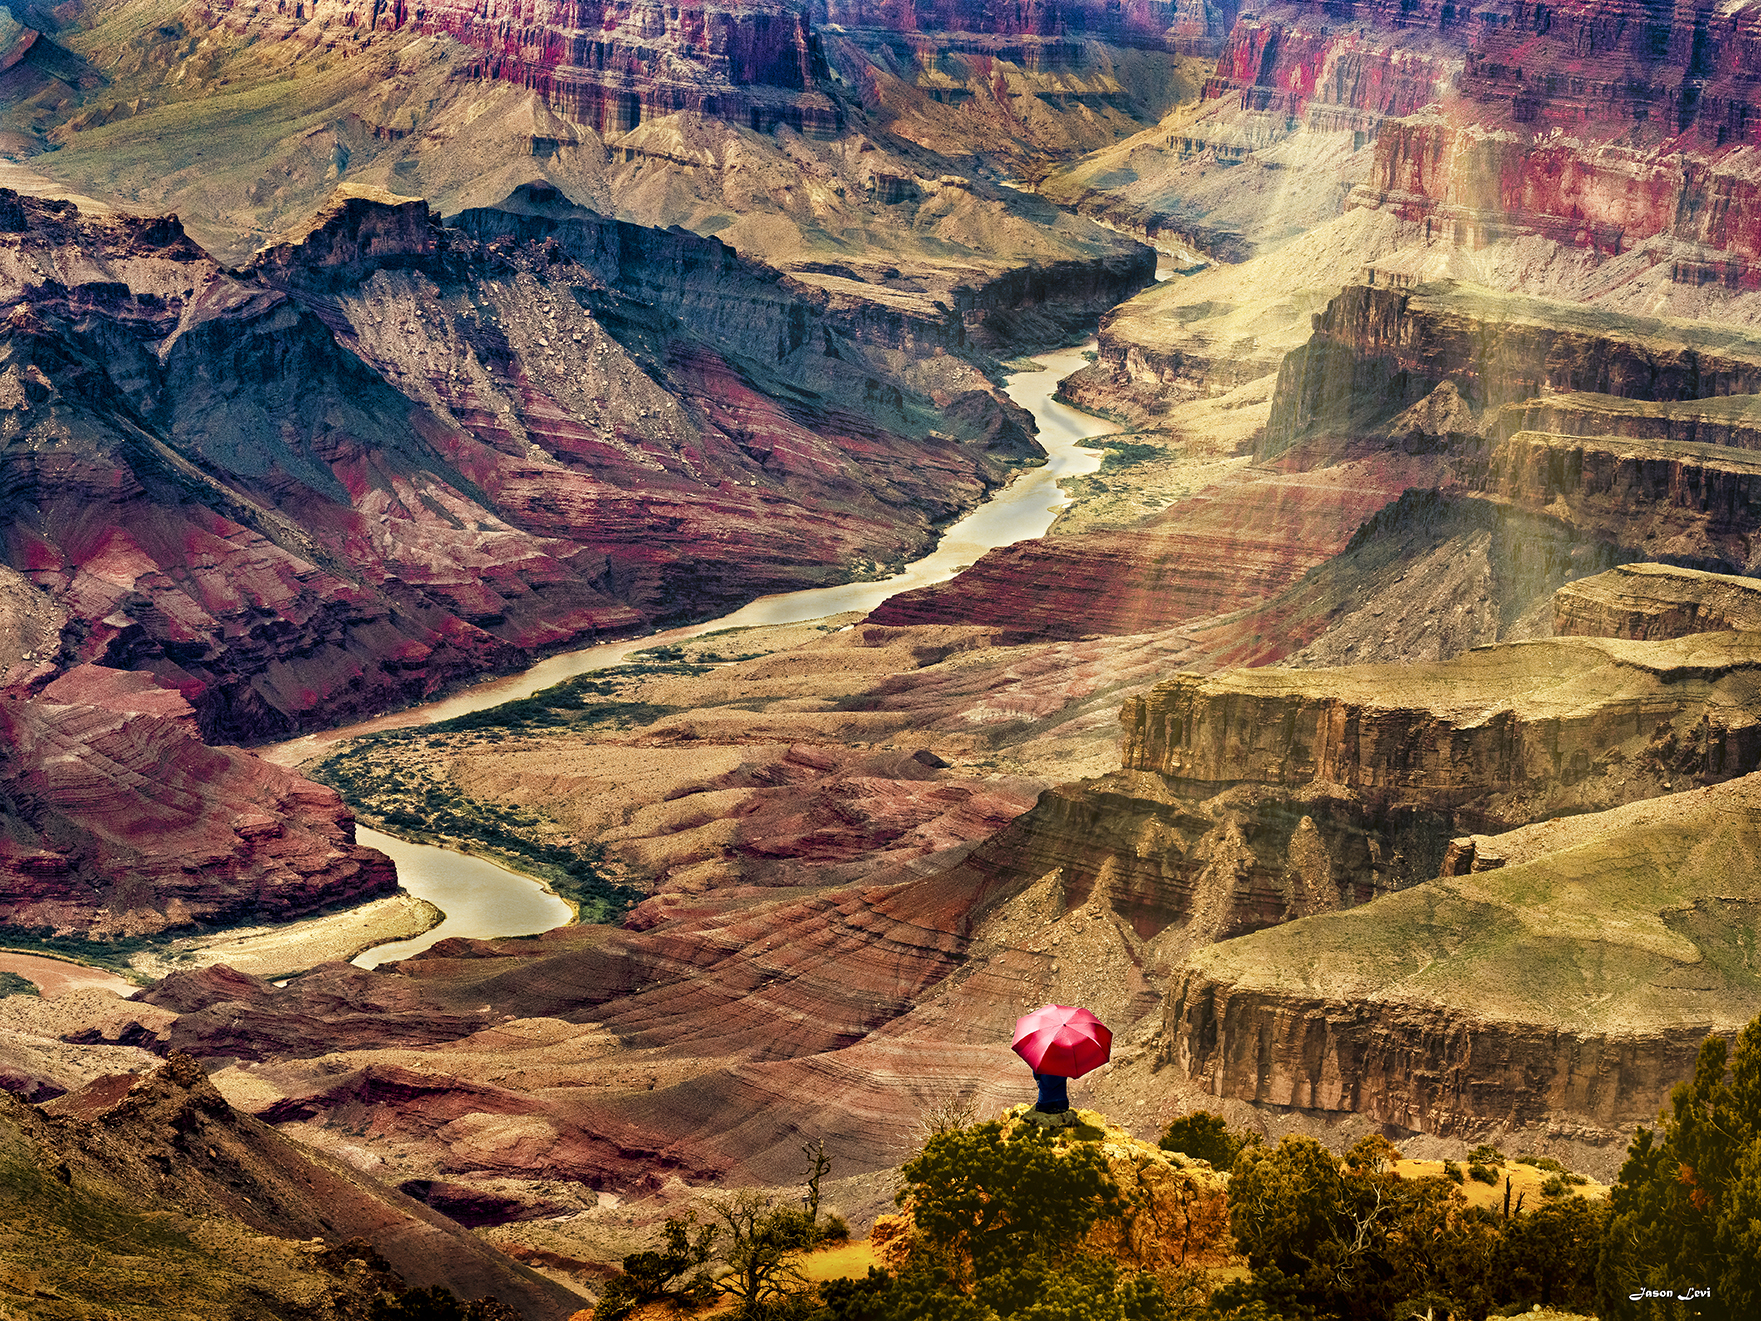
xmin=1468 ymin=1163 xmax=1499 ymax=1185
xmin=1445 ymin=1162 xmax=1465 ymax=1184
xmin=1158 ymin=1111 xmax=1261 ymax=1171
xmin=1468 ymin=1144 xmax=1505 ymax=1165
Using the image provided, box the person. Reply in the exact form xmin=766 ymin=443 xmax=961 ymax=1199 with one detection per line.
xmin=1033 ymin=1071 xmax=1069 ymax=1114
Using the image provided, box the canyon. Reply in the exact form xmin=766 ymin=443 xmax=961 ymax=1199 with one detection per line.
xmin=5 ymin=0 xmax=1761 ymax=1310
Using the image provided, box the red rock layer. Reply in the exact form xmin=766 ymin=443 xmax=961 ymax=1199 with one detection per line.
xmin=0 ymin=667 xmax=394 ymax=934
xmin=0 ymin=187 xmax=1032 ymax=741
xmin=1193 ymin=0 xmax=1761 ymax=276
xmin=200 ymin=0 xmax=1228 ymax=141
xmin=867 ymin=443 xmax=1434 ymax=638
xmin=1202 ymin=0 xmax=1457 ymax=132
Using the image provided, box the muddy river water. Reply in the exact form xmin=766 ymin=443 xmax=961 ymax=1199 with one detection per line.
xmin=340 ymin=344 xmax=1117 ymax=966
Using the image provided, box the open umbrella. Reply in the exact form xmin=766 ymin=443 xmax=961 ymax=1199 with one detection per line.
xmin=1012 ymin=1004 xmax=1112 ymax=1079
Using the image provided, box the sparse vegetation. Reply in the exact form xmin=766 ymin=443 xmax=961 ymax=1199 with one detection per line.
xmin=0 ymin=968 xmax=40 ymax=997
xmin=312 ymin=731 xmax=641 ymax=922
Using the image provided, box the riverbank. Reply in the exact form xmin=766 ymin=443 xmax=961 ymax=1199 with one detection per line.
xmin=125 ymin=894 xmax=442 ymax=983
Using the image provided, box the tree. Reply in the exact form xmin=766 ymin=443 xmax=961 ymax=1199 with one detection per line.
xmin=595 ymin=1211 xmax=718 ymax=1321
xmin=897 ymin=1119 xmax=1121 ymax=1281
xmin=710 ymin=1189 xmax=820 ymax=1320
xmin=1159 ymin=1111 xmax=1261 ymax=1171
xmin=1600 ymin=1014 xmax=1761 ymax=1320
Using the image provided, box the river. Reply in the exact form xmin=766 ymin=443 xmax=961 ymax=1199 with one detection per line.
xmin=333 ymin=343 xmax=1117 ymax=967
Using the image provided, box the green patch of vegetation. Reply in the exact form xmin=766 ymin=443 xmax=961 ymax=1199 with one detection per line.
xmin=1468 ymin=1144 xmax=1506 ymax=1164
xmin=0 ymin=930 xmax=166 ymax=978
xmin=1468 ymin=1163 xmax=1499 ymax=1185
xmin=311 ymin=739 xmax=639 ymax=923
xmin=1076 ymin=437 xmax=1167 ymax=473
xmin=0 ymin=969 xmax=39 ymax=997
xmin=1158 ymin=1110 xmax=1261 ymax=1170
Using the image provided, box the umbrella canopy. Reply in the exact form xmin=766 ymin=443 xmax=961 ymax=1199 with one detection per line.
xmin=1012 ymin=1004 xmax=1111 ymax=1079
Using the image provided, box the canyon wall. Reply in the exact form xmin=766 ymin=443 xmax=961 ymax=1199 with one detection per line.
xmin=0 ymin=666 xmax=394 ymax=934
xmin=1267 ymin=279 xmax=1761 ymax=449
xmin=1553 ymin=563 xmax=1761 ymax=640
xmin=195 ymin=0 xmax=1229 ymax=144
xmin=1162 ymin=771 xmax=1761 ymax=1141
xmin=0 ymin=187 xmax=1048 ymax=741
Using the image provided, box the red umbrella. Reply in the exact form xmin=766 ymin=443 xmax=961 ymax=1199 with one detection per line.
xmin=1012 ymin=1004 xmax=1111 ymax=1079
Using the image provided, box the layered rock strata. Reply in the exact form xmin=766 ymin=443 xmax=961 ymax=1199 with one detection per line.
xmin=1121 ymin=632 xmax=1761 ymax=807
xmin=1163 ymin=772 xmax=1761 ymax=1140
xmin=1486 ymin=431 xmax=1761 ymax=575
xmin=1553 ymin=563 xmax=1761 ymax=641
xmin=0 ymin=186 xmax=1039 ymax=741
xmin=1266 ymin=278 xmax=1761 ymax=450
xmin=0 ymin=666 xmax=395 ymax=934
xmin=867 ymin=441 xmax=1436 ymax=637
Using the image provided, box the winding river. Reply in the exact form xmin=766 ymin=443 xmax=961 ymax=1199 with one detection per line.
xmin=343 ymin=344 xmax=1117 ymax=967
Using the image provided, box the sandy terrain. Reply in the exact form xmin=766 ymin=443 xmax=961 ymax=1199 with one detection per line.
xmin=128 ymin=894 xmax=441 ymax=982
xmin=0 ymin=951 xmax=136 ymax=998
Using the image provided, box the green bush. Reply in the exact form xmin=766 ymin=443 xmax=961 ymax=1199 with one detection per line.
xmin=1468 ymin=1163 xmax=1499 ymax=1185
xmin=1468 ymin=1144 xmax=1505 ymax=1165
xmin=1158 ymin=1110 xmax=1261 ymax=1170
xmin=0 ymin=970 xmax=40 ymax=998
xmin=1445 ymin=1162 xmax=1465 ymax=1184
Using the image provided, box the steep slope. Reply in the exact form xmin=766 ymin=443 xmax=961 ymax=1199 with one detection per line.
xmin=0 ymin=666 xmax=394 ymax=935
xmin=1163 ymin=771 xmax=1761 ymax=1141
xmin=0 ymin=185 xmax=1048 ymax=742
xmin=0 ymin=1052 xmax=583 ymax=1318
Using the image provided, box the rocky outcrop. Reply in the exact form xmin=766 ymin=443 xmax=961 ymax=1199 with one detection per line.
xmin=8 ymin=1053 xmax=583 ymax=1319
xmin=1122 ymin=632 xmax=1761 ymax=808
xmin=1553 ymin=563 xmax=1761 ymax=641
xmin=0 ymin=668 xmax=395 ymax=935
xmin=451 ymin=180 xmax=1153 ymax=359
xmin=1485 ymin=391 xmax=1761 ymax=453
xmin=1266 ymin=278 xmax=1761 ymax=450
xmin=1163 ymin=773 xmax=1761 ymax=1140
xmin=1486 ymin=431 xmax=1761 ymax=575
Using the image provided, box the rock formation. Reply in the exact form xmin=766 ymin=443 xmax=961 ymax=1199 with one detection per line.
xmin=0 ymin=667 xmax=395 ymax=935
xmin=0 ymin=185 xmax=1056 ymax=742
xmin=2 ymin=1052 xmax=583 ymax=1318
xmin=1553 ymin=563 xmax=1761 ymax=641
xmin=1163 ymin=772 xmax=1761 ymax=1141
xmin=1266 ymin=278 xmax=1761 ymax=451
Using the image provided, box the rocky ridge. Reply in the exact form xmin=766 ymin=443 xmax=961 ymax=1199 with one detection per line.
xmin=0 ymin=184 xmax=1057 ymax=746
xmin=0 ymin=1051 xmax=583 ymax=1318
xmin=1163 ymin=770 xmax=1761 ymax=1141
xmin=1 ymin=665 xmax=395 ymax=936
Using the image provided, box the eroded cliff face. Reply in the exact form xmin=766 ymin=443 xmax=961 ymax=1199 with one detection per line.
xmin=1345 ymin=0 xmax=1761 ymax=280
xmin=0 ymin=186 xmax=1047 ymax=741
xmin=0 ymin=667 xmax=394 ymax=935
xmin=1553 ymin=563 xmax=1761 ymax=640
xmin=1163 ymin=771 xmax=1761 ymax=1142
xmin=1267 ymin=278 xmax=1761 ymax=449
xmin=203 ymin=0 xmax=843 ymax=138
